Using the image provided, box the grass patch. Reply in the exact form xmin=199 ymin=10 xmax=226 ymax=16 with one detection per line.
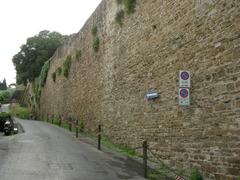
xmin=57 ymin=67 xmax=62 ymax=76
xmin=92 ymin=37 xmax=100 ymax=52
xmin=52 ymin=72 xmax=56 ymax=82
xmin=115 ymin=10 xmax=125 ymax=26
xmin=10 ymin=104 xmax=30 ymax=119
xmin=63 ymin=55 xmax=72 ymax=78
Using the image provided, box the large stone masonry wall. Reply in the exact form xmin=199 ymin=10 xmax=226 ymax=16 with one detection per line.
xmin=36 ymin=0 xmax=240 ymax=179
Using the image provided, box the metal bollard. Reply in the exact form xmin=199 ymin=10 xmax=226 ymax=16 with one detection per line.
xmin=98 ymin=125 xmax=101 ymax=150
xmin=76 ymin=120 xmax=79 ymax=138
xmin=143 ymin=140 xmax=148 ymax=178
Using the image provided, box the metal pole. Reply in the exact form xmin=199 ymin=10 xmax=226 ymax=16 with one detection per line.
xmin=143 ymin=140 xmax=148 ymax=178
xmin=76 ymin=120 xmax=79 ymax=138
xmin=98 ymin=125 xmax=101 ymax=150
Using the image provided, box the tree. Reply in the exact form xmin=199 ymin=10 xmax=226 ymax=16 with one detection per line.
xmin=0 ymin=79 xmax=7 ymax=90
xmin=12 ymin=30 xmax=65 ymax=85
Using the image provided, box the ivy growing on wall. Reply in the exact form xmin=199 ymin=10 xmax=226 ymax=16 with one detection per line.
xmin=63 ymin=55 xmax=72 ymax=78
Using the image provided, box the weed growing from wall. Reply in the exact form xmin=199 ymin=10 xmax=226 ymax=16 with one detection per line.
xmin=115 ymin=10 xmax=125 ymax=26
xmin=57 ymin=67 xmax=62 ymax=76
xmin=52 ymin=72 xmax=56 ymax=82
xmin=115 ymin=0 xmax=136 ymax=26
xmin=123 ymin=0 xmax=136 ymax=14
xmin=91 ymin=26 xmax=98 ymax=36
xmin=92 ymin=25 xmax=100 ymax=52
xmin=75 ymin=50 xmax=82 ymax=61
xmin=92 ymin=37 xmax=100 ymax=52
xmin=63 ymin=55 xmax=72 ymax=78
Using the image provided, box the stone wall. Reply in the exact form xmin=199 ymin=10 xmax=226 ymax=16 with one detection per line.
xmin=33 ymin=0 xmax=240 ymax=179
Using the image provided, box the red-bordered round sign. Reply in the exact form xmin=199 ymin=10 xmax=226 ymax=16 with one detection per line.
xmin=180 ymin=88 xmax=189 ymax=98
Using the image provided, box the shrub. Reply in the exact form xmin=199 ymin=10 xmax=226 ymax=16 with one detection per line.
xmin=115 ymin=10 xmax=125 ymax=26
xmin=92 ymin=37 xmax=100 ymax=52
xmin=63 ymin=55 xmax=72 ymax=78
xmin=91 ymin=26 xmax=98 ymax=36
xmin=52 ymin=72 xmax=56 ymax=82
xmin=75 ymin=50 xmax=82 ymax=61
xmin=79 ymin=121 xmax=84 ymax=132
xmin=0 ymin=112 xmax=11 ymax=120
xmin=123 ymin=0 xmax=136 ymax=14
xmin=57 ymin=67 xmax=62 ymax=76
xmin=10 ymin=104 xmax=30 ymax=119
xmin=190 ymin=168 xmax=203 ymax=180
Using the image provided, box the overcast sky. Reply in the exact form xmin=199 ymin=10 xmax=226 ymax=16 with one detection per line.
xmin=0 ymin=0 xmax=101 ymax=85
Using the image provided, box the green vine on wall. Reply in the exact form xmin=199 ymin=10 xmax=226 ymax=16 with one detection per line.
xmin=63 ymin=55 xmax=72 ymax=78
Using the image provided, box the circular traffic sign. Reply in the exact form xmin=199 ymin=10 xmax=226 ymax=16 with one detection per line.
xmin=180 ymin=88 xmax=189 ymax=98
xmin=180 ymin=71 xmax=189 ymax=80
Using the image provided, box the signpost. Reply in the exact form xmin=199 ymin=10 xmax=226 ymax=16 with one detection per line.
xmin=179 ymin=71 xmax=190 ymax=106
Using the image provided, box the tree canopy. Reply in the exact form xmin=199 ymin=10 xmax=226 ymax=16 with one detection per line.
xmin=12 ymin=30 xmax=65 ymax=85
xmin=0 ymin=79 xmax=7 ymax=90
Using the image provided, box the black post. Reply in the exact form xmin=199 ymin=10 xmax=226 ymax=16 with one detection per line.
xmin=143 ymin=140 xmax=148 ymax=178
xmin=76 ymin=120 xmax=79 ymax=138
xmin=98 ymin=125 xmax=101 ymax=150
xmin=69 ymin=119 xmax=72 ymax=131
xmin=58 ymin=116 xmax=61 ymax=127
xmin=51 ymin=116 xmax=54 ymax=124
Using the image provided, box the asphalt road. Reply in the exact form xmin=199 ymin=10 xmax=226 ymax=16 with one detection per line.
xmin=0 ymin=119 xmax=145 ymax=180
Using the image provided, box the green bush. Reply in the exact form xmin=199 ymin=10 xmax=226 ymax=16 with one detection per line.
xmin=63 ymin=55 xmax=72 ymax=78
xmin=0 ymin=112 xmax=11 ymax=120
xmin=92 ymin=37 xmax=100 ymax=52
xmin=190 ymin=168 xmax=203 ymax=180
xmin=52 ymin=72 xmax=56 ymax=82
xmin=115 ymin=10 xmax=125 ymax=26
xmin=10 ymin=104 xmax=30 ymax=119
xmin=57 ymin=67 xmax=62 ymax=76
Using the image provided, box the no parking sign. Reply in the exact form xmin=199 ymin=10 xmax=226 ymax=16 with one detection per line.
xmin=179 ymin=88 xmax=190 ymax=106
xmin=179 ymin=71 xmax=190 ymax=88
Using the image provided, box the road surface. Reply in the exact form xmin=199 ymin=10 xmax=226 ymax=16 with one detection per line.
xmin=0 ymin=119 xmax=145 ymax=180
